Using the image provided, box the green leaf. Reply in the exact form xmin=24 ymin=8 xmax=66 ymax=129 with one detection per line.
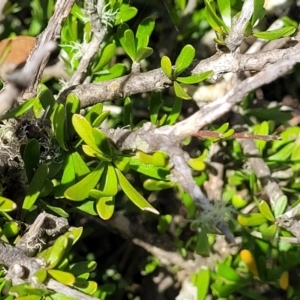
xmin=37 ymin=84 xmax=56 ymax=118
xmin=33 ymin=269 xmax=47 ymax=284
xmin=23 ymin=139 xmax=40 ymax=182
xmin=194 ymin=267 xmax=210 ymax=300
xmin=99 ymin=164 xmax=118 ymax=196
xmin=274 ymin=195 xmax=287 ymax=217
xmin=73 ymin=278 xmax=98 ymax=295
xmin=46 ymin=235 xmax=69 ymax=269
xmin=176 ymin=71 xmax=213 ymax=84
xmin=129 ymin=157 xmax=170 ymax=179
xmin=253 ymin=121 xmax=269 ymax=153
xmin=165 ymin=97 xmax=182 ymax=125
xmin=204 ymin=0 xmax=228 ymax=32
xmin=135 ymin=47 xmax=153 ymax=62
xmin=95 ymin=63 xmax=126 ymax=81
xmin=291 ymin=144 xmax=300 ymax=161
xmin=53 ymin=103 xmax=67 ymax=151
xmin=195 ymin=227 xmax=210 ymax=257
xmin=76 ymin=200 xmax=97 ymax=215
xmin=269 ymin=143 xmax=294 ymax=161
xmin=0 ymin=197 xmax=17 ymax=212
xmin=65 ymin=93 xmax=80 ymax=141
xmin=92 ymin=110 xmax=110 ymax=127
xmin=3 ymin=221 xmax=19 ymax=238
xmin=237 ymin=213 xmax=267 ymax=226
xmin=260 ymin=224 xmax=277 ymax=240
xmin=174 ymin=81 xmax=191 ymax=100
xmin=64 ymin=162 xmax=105 ymax=201
xmin=282 ymin=16 xmax=298 ymax=28
xmin=92 ymin=128 xmax=112 ymax=158
xmin=123 ymin=97 xmax=133 ymax=128
xmin=254 ymin=26 xmax=296 ymax=40
xmin=143 ymin=179 xmax=174 ymax=191
xmin=68 ymin=261 xmax=97 ymax=276
xmin=161 ymin=56 xmax=173 ymax=79
xmin=85 ymin=103 xmax=103 ymax=124
xmin=72 ymin=114 xmax=100 ymax=152
xmin=217 ymin=264 xmax=241 ymax=282
xmin=258 ymin=201 xmax=275 ymax=221
xmin=22 ymin=164 xmax=49 ymax=218
xmin=136 ymin=17 xmax=155 ymax=49
xmin=175 ymin=44 xmax=195 ymax=76
xmin=217 ymin=0 xmax=231 ymax=29
xmin=47 ymin=270 xmax=75 ymax=286
xmin=115 ymin=4 xmax=138 ymax=25
xmin=96 ymin=196 xmax=115 ymax=220
xmin=92 ymin=43 xmax=116 ymax=72
xmin=150 ymin=92 xmax=163 ymax=124
xmin=118 ymin=24 xmax=136 ymax=61
xmin=115 ymin=168 xmax=159 ymax=214
xmin=251 ymin=0 xmax=266 ymax=26
xmin=1 ymin=98 xmax=37 ymax=120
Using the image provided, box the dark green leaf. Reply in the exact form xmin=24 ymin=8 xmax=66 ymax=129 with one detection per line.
xmin=252 ymin=0 xmax=266 ymax=26
xmin=23 ymin=139 xmax=40 ymax=182
xmin=65 ymin=94 xmax=80 ymax=141
xmin=195 ymin=227 xmax=210 ymax=257
xmin=150 ymin=92 xmax=163 ymax=124
xmin=53 ymin=103 xmax=67 ymax=151
xmin=22 ymin=165 xmax=49 ymax=218
xmin=37 ymin=84 xmax=56 ymax=118
xmin=68 ymin=261 xmax=97 ymax=276
xmin=73 ymin=278 xmax=98 ymax=295
xmin=165 ymin=97 xmax=182 ymax=125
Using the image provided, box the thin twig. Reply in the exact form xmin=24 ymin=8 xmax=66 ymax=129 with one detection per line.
xmin=23 ymin=0 xmax=75 ymax=100
xmin=67 ymin=0 xmax=107 ymax=86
